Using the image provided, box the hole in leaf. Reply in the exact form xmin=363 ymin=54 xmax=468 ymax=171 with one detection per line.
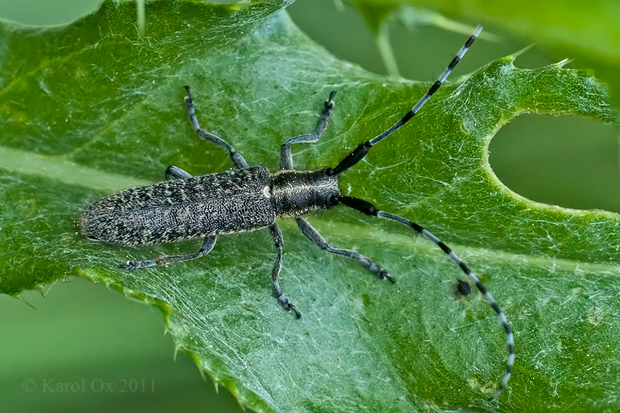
xmin=489 ymin=114 xmax=620 ymax=213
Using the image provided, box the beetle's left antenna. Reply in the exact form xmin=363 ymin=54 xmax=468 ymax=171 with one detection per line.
xmin=328 ymin=25 xmax=483 ymax=176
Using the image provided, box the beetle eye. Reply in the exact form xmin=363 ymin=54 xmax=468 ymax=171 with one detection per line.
xmin=326 ymin=194 xmax=340 ymax=209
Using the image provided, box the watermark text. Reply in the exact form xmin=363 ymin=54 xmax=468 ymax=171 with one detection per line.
xmin=22 ymin=378 xmax=155 ymax=393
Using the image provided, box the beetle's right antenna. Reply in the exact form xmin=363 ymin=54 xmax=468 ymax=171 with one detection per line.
xmin=328 ymin=25 xmax=482 ymax=176
xmin=337 ymin=195 xmax=514 ymax=400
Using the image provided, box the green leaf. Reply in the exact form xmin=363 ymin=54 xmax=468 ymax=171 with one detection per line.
xmin=0 ymin=0 xmax=617 ymax=411
xmin=348 ymin=0 xmax=620 ymax=109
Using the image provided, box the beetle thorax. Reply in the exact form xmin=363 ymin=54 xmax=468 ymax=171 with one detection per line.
xmin=270 ymin=170 xmax=340 ymax=217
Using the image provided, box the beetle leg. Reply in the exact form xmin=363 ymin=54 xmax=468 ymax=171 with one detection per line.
xmin=269 ymin=224 xmax=301 ymax=318
xmin=122 ymin=235 xmax=217 ymax=269
xmin=165 ymin=165 xmax=192 ymax=180
xmin=280 ymin=91 xmax=336 ymax=170
xmin=184 ymin=86 xmax=250 ymax=169
xmin=295 ymin=217 xmax=394 ymax=283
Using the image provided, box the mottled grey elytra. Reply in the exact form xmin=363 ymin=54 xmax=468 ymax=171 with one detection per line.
xmin=80 ymin=25 xmax=514 ymax=400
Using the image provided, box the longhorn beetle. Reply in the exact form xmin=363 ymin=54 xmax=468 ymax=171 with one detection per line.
xmin=80 ymin=25 xmax=514 ymax=399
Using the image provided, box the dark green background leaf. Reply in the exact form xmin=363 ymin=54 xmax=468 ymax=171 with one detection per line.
xmin=348 ymin=0 xmax=620 ymax=109
xmin=0 ymin=0 xmax=618 ymax=412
